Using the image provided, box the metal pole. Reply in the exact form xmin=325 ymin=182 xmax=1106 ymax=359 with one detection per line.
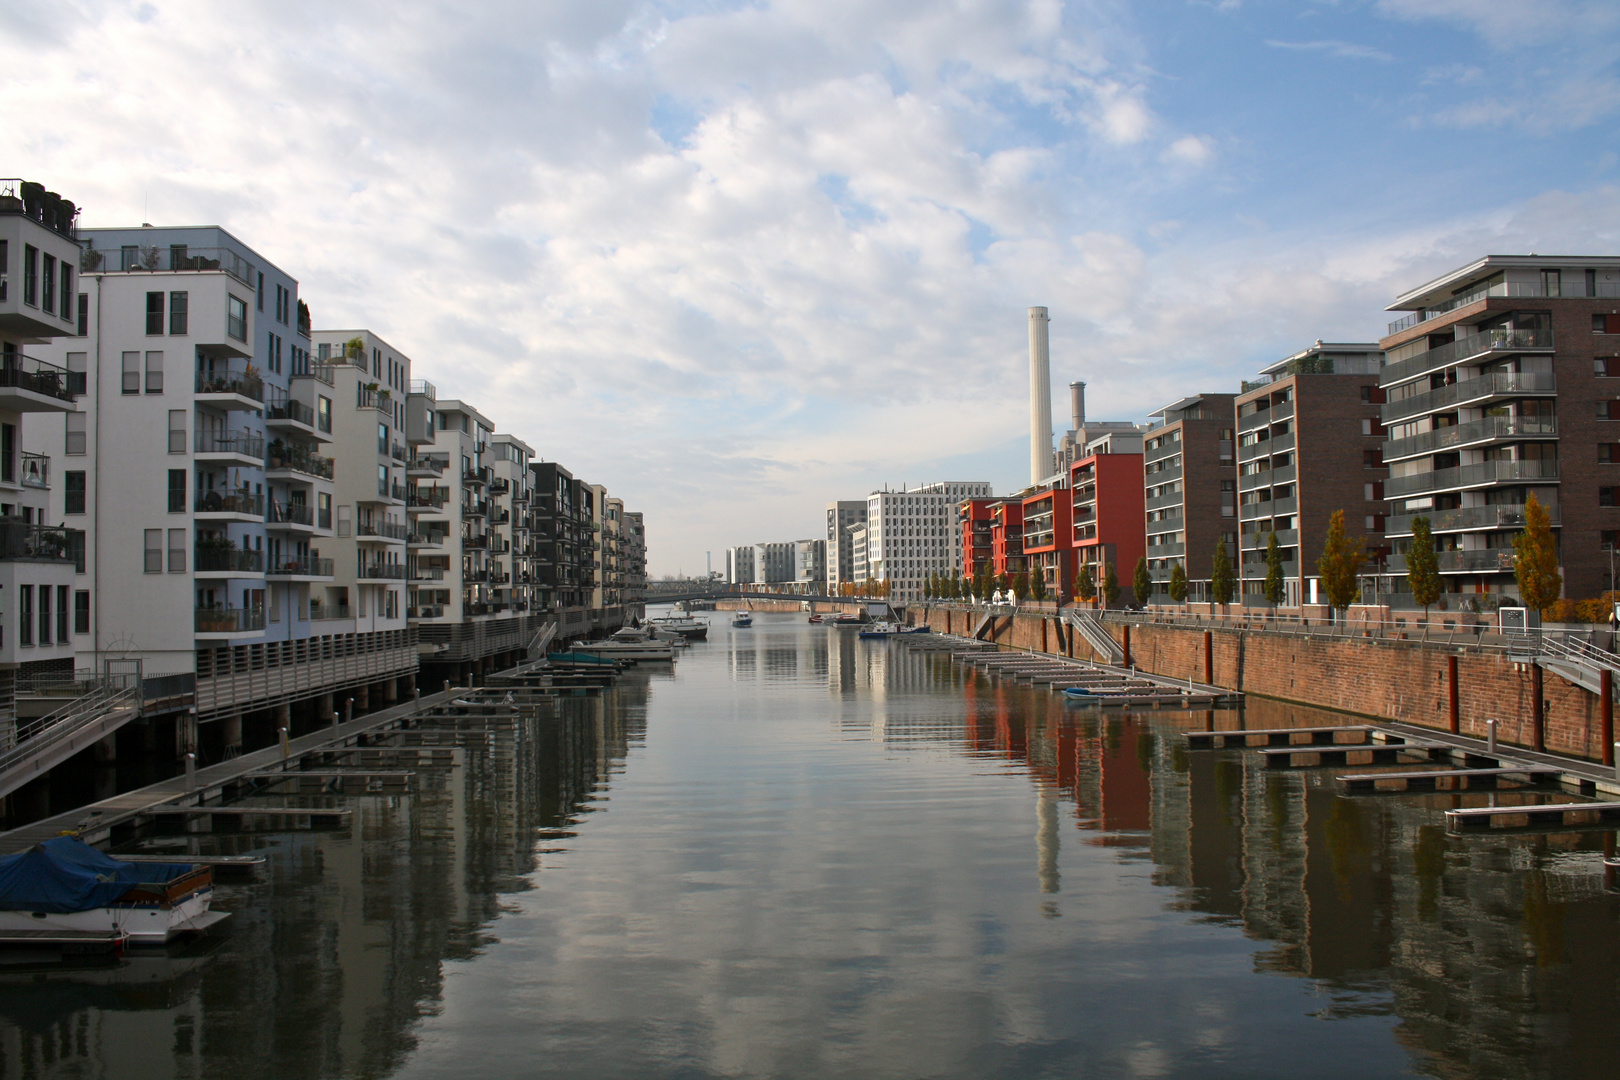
xmin=184 ymin=752 xmax=196 ymax=791
xmin=1486 ymin=718 xmax=1498 ymax=757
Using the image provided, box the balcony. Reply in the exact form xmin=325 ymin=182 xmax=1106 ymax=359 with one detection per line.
xmin=357 ymin=561 xmax=406 ymax=580
xmin=196 ymin=364 xmax=264 ymax=409
xmin=265 ymin=396 xmax=318 ymax=435
xmin=194 ymin=546 xmax=264 ymax=576
xmin=408 ymin=379 xmax=436 ymax=400
xmin=1241 ymin=528 xmax=1299 ymax=550
xmin=18 ymin=451 xmax=48 ymax=490
xmin=408 ymin=605 xmax=445 ymax=619
xmin=292 ymin=362 xmax=336 ymax=387
xmin=194 ymin=489 xmax=264 ymax=521
xmin=391 ymin=442 xmax=407 ymax=463
xmin=463 ymin=498 xmax=488 ymax=518
xmin=1145 ymin=541 xmax=1186 ymax=558
xmin=1382 ymin=372 xmax=1556 ymax=424
xmin=412 ymin=567 xmax=446 ymax=581
xmin=194 ymin=605 xmax=265 ymax=637
xmin=0 ymin=353 xmax=76 ymax=412
xmin=463 ymin=468 xmax=485 ymax=488
xmin=408 ymin=455 xmax=449 ymax=478
xmin=1382 ymin=328 xmax=1554 ymax=388
xmin=1389 ymin=281 xmax=1620 ymax=336
xmin=195 ymin=429 xmax=264 ymax=465
xmin=0 ymin=521 xmax=76 ymax=562
xmin=265 ymin=557 xmax=335 ymax=580
xmin=1385 ymin=502 xmax=1559 ymax=538
xmin=308 ymin=602 xmax=352 ymax=621
xmin=1145 ymin=489 xmax=1184 ymax=512
xmin=409 ymin=531 xmax=448 ymax=547
xmin=265 ymin=443 xmax=334 ymax=481
xmin=358 ymin=521 xmax=409 ymax=542
xmin=265 ymin=500 xmax=315 ymax=530
xmin=408 ymin=488 xmax=449 ymax=511
xmin=1387 ymin=549 xmax=1518 ymax=574
xmin=1382 ymin=414 xmax=1557 ymax=463
xmin=86 ymin=242 xmax=254 ymax=286
xmin=1384 ymin=458 xmax=1560 ymax=499
xmin=356 ymin=385 xmax=393 ymax=414
xmin=487 ymin=477 xmax=510 ymax=495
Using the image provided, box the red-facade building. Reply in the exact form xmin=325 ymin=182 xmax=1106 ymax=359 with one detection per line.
xmin=958 ymin=498 xmax=997 ymax=580
xmin=1071 ymin=451 xmax=1147 ymax=598
xmin=990 ymin=500 xmax=1026 ymax=577
xmin=1022 ymin=484 xmax=1075 ymax=595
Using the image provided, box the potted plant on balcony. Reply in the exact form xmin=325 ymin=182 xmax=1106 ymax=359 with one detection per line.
xmin=267 ymin=438 xmax=286 ymax=469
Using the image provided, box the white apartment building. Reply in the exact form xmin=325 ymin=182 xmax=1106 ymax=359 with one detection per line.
xmin=0 ymin=182 xmax=85 ymax=729
xmin=726 ymin=545 xmax=754 ymax=585
xmin=793 ymin=539 xmax=825 ymax=587
xmin=489 ymin=434 xmax=534 ymax=617
xmin=752 ymin=542 xmax=795 ymax=584
xmin=849 ymin=524 xmax=869 ymax=585
xmin=36 ymin=224 xmax=414 ymax=742
xmin=865 ymin=481 xmax=991 ymax=600
xmin=825 ymin=500 xmax=866 ymax=592
xmin=308 ymin=330 xmax=414 ymax=634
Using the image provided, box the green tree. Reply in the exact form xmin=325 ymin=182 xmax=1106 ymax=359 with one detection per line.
xmin=1133 ymin=556 xmax=1152 ymax=607
xmin=1317 ymin=509 xmax=1366 ymax=618
xmin=1210 ymin=538 xmax=1235 ymax=607
xmin=1406 ymin=515 xmax=1443 ymax=626
xmin=1513 ymin=492 xmax=1563 ymax=613
xmin=1168 ymin=561 xmax=1188 ymax=604
xmin=1030 ymin=567 xmax=1048 ymax=602
xmin=1102 ymin=561 xmax=1120 ymax=609
xmin=996 ymin=571 xmax=1010 ymax=595
xmin=1263 ymin=531 xmax=1286 ymax=608
xmin=974 ymin=560 xmax=993 ymax=600
xmin=1077 ymin=563 xmax=1096 ymax=603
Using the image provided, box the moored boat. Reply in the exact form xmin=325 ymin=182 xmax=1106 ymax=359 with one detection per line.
xmin=732 ymin=610 xmax=753 ymax=627
xmin=650 ymin=614 xmax=710 ymax=640
xmin=0 ymin=837 xmax=229 ymax=947
xmin=567 ymin=638 xmax=678 ymax=660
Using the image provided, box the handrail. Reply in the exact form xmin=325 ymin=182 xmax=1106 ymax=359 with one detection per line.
xmin=0 ymin=684 xmax=139 ymax=797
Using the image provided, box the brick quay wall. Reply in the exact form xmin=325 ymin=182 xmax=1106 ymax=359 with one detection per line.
xmin=915 ymin=606 xmax=1609 ymax=762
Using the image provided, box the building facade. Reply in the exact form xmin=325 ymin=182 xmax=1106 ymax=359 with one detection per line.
xmin=1143 ymin=394 xmax=1235 ymax=603
xmin=825 ymin=500 xmax=867 ymax=592
xmin=866 ymin=482 xmax=990 ymax=601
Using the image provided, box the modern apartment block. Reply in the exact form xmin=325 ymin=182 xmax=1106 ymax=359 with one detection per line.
xmin=1233 ymin=343 xmax=1387 ymax=607
xmin=0 ymin=180 xmax=86 ymax=732
xmin=1143 ymin=394 xmax=1235 ymax=602
xmin=865 ymin=482 xmax=991 ymax=601
xmin=530 ymin=460 xmax=599 ymax=636
xmin=1065 ymin=428 xmax=1147 ymax=600
xmin=1379 ymin=256 xmax=1620 ymax=600
xmin=752 ymin=542 xmax=795 ymax=584
xmin=490 ymin=435 xmax=536 ymax=616
xmin=957 ymin=498 xmax=997 ymax=579
xmin=725 ymin=544 xmax=754 ymax=585
xmin=989 ymin=500 xmax=1026 ymax=578
xmin=825 ymin=500 xmax=867 ymax=592
xmin=793 ymin=539 xmax=826 ymax=586
xmin=1022 ymin=480 xmax=1074 ymax=595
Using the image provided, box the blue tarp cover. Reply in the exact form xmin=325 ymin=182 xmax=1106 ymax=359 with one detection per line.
xmin=0 ymin=837 xmax=193 ymax=913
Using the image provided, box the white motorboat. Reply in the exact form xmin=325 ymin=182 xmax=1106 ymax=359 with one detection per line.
xmin=732 ymin=610 xmax=753 ymax=627
xmin=611 ymin=624 xmax=687 ymax=646
xmin=0 ymin=837 xmax=230 ymax=947
xmin=649 ymin=614 xmax=710 ymax=640
xmin=569 ymin=638 xmax=678 ymax=660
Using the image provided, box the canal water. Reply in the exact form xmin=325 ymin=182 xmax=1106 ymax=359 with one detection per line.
xmin=2 ymin=611 xmax=1617 ymax=1078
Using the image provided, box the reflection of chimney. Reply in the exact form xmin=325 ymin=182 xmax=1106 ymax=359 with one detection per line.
xmin=1029 ymin=307 xmax=1052 ymax=485
xmin=1070 ymin=380 xmax=1085 ymax=435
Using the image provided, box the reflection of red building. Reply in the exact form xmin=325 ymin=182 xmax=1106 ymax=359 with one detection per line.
xmin=1071 ymin=451 xmax=1146 ymax=594
xmin=990 ymin=500 xmax=1025 ymax=577
xmin=958 ymin=498 xmax=997 ymax=580
xmin=1022 ymin=483 xmax=1074 ymax=595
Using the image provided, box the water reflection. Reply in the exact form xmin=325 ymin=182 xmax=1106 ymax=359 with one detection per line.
xmin=1 ymin=614 xmax=1616 ymax=1079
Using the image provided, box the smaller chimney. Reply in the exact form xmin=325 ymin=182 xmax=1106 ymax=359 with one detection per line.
xmin=1070 ymin=381 xmax=1085 ymax=434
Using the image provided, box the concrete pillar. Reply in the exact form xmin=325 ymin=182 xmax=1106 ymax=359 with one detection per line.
xmin=318 ymin=693 xmax=336 ymax=724
xmin=221 ymin=712 xmax=243 ymax=757
xmin=1532 ymin=663 xmax=1545 ymax=753
xmin=1603 ymin=668 xmax=1614 ymax=768
xmin=382 ymin=678 xmax=398 ymax=704
xmin=275 ymin=703 xmax=291 ymax=738
xmin=355 ymin=683 xmax=370 ymax=711
xmin=92 ymin=732 xmax=118 ymax=764
xmin=176 ymin=711 xmax=197 ymax=758
xmin=1203 ymin=631 xmax=1214 ymax=687
xmin=1122 ymin=625 xmax=1131 ymax=668
xmin=1448 ymin=655 xmax=1460 ymax=735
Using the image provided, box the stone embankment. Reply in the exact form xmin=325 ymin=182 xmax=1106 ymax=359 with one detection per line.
xmin=916 ymin=604 xmax=1613 ymax=762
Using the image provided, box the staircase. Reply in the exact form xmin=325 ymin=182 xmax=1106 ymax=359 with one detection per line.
xmin=1065 ymin=609 xmax=1124 ymax=664
xmin=0 ymin=682 xmax=141 ymax=800
xmin=972 ymin=612 xmax=996 ymax=640
xmin=527 ymin=620 xmax=559 ymax=660
xmin=1538 ymin=632 xmax=1620 ymax=698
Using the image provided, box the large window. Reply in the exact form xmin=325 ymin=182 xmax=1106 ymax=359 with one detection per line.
xmin=144 ymin=529 xmax=162 ymax=573
xmin=74 ymin=591 xmax=90 ymax=635
xmin=23 ymin=245 xmax=37 ymax=306
xmin=36 ymin=586 xmax=48 ymax=648
xmin=145 ymin=291 xmax=164 ymax=335
xmin=58 ymin=585 xmax=71 ymax=643
xmin=169 ymin=290 xmax=188 ymax=335
xmin=145 ymin=350 xmax=163 ymax=394
xmin=61 ymin=267 xmax=73 ymax=325
xmin=168 ymin=529 xmax=186 ymax=573
xmin=65 ymin=471 xmax=85 ymax=514
xmin=65 ymin=352 xmax=87 ymax=395
xmin=122 ymin=351 xmax=140 ymax=394
xmin=41 ymin=254 xmax=55 ymax=315
xmin=227 ymin=295 xmax=248 ymax=341
xmin=64 ymin=412 xmax=85 ymax=456
xmin=19 ymin=586 xmax=32 ymax=646
xmin=1 ymin=423 xmax=13 ymax=484
xmin=168 ymin=410 xmax=186 ymax=454
xmin=317 ymin=396 xmax=332 ymax=434
xmin=168 ymin=469 xmax=187 ymax=512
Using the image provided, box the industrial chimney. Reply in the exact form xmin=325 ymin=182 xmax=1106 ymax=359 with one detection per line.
xmin=1029 ymin=307 xmax=1052 ymax=486
xmin=1070 ymin=381 xmax=1085 ymax=437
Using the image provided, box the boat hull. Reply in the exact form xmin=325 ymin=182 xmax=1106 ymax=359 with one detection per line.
xmin=0 ymin=882 xmax=225 ymax=946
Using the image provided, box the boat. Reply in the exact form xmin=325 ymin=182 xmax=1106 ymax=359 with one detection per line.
xmin=807 ymin=613 xmax=825 ymax=624
xmin=0 ymin=837 xmax=230 ymax=947
xmin=832 ymin=614 xmax=863 ymax=627
xmin=567 ymin=638 xmax=678 ymax=660
xmin=732 ymin=610 xmax=753 ymax=628
xmin=859 ymin=621 xmax=899 ymax=639
xmin=611 ymin=624 xmax=686 ymax=645
xmin=649 ymin=614 xmax=710 ymax=640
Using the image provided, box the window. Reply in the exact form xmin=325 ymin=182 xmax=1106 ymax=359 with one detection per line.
xmin=168 ymin=469 xmax=187 ymax=512
xmin=257 ymin=271 xmax=264 ymax=311
xmin=0 ymin=239 xmax=7 ymax=301
xmin=68 ymin=530 xmax=85 ymax=575
xmin=23 ymin=245 xmax=38 ymax=306
xmin=168 ymin=410 xmax=186 ymax=454
xmin=1363 ymin=448 xmax=1383 ymax=468
xmin=318 ymin=492 xmax=331 ymax=530
xmin=337 ymin=504 xmax=352 ymax=537
xmin=1605 ymin=487 xmax=1618 ymax=507
xmin=77 ymin=292 xmax=88 ymax=336
xmin=144 ymin=530 xmax=163 ymax=573
xmin=60 ymin=267 xmax=72 ymax=322
xmin=0 ymin=423 xmax=13 ymax=483
xmin=65 ymin=471 xmax=85 ymax=514
xmin=74 ymin=591 xmax=90 ymax=635
xmin=227 ymin=295 xmax=247 ymax=342
xmin=1602 ymin=444 xmax=1620 ymax=464
xmin=169 ymin=290 xmax=188 ymax=335
xmin=65 ymin=352 xmax=87 ymax=395
xmin=145 ymin=350 xmax=163 ymax=393
xmin=41 ymin=254 xmax=55 ymax=314
xmin=122 ymin=351 xmax=140 ymax=394
xmin=36 ymin=586 xmax=48 ymax=648
xmin=168 ymin=529 xmax=186 ymax=572
xmin=145 ymin=291 xmax=164 ymax=335
xmin=317 ymin=396 xmax=332 ymax=433
xmin=378 ymin=423 xmax=388 ymax=454
xmin=64 ymin=412 xmax=86 ymax=456
xmin=1541 ymin=269 xmax=1561 ymax=297
xmin=56 ymin=585 xmax=68 ymax=643
xmin=20 ymin=586 xmax=32 ymax=646
xmin=1597 ymin=315 xmax=1620 ymax=335
xmin=378 ymin=464 xmax=388 ymax=497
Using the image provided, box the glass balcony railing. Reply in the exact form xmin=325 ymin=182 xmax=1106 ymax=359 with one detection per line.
xmin=1389 ymin=281 xmax=1620 ymax=335
xmin=1383 ymin=414 xmax=1557 ymax=461
xmin=1385 ymin=502 xmax=1560 ymax=537
xmin=0 ymin=353 xmax=75 ymax=403
xmin=194 ymin=606 xmax=265 ymax=634
xmin=196 ymin=429 xmax=264 ymax=457
xmin=194 ymin=547 xmax=263 ymax=574
xmin=266 ymin=557 xmax=334 ymax=577
xmin=1381 ymin=328 xmax=1553 ymax=388
xmin=194 ymin=490 xmax=264 ymax=516
xmin=1384 ymin=458 xmax=1560 ymax=499
xmin=266 ymin=501 xmax=315 ymax=526
xmin=0 ymin=520 xmax=77 ymax=562
xmin=196 ymin=367 xmax=264 ymax=402
xmin=1382 ymin=372 xmax=1556 ymax=424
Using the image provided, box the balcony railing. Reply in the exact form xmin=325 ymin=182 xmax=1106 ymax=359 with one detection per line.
xmin=196 ymin=429 xmax=264 ymax=458
xmin=194 ymin=606 xmax=265 ymax=634
xmin=409 ymin=455 xmax=449 ymax=474
xmin=292 ymin=362 xmax=336 ymax=387
xmin=194 ymin=547 xmax=264 ymax=574
xmin=358 ymin=561 xmax=406 ymax=580
xmin=196 ymin=367 xmax=264 ymax=403
xmin=358 ymin=521 xmax=409 ymax=540
xmin=1388 ymin=281 xmax=1620 ymax=335
xmin=265 ymin=397 xmax=316 ymax=428
xmin=412 ymin=567 xmax=446 ymax=581
xmin=194 ymin=490 xmax=264 ymax=516
xmin=266 ymin=445 xmax=334 ymax=479
xmin=1381 ymin=328 xmax=1554 ymax=388
xmin=1385 ymin=503 xmax=1560 ymax=537
xmin=1382 ymin=372 xmax=1556 ymax=424
xmin=84 ymin=242 xmax=254 ymax=286
xmin=408 ymin=605 xmax=444 ymax=619
xmin=408 ymin=379 xmax=436 ymax=400
xmin=19 ymin=452 xmax=49 ymax=489
xmin=390 ymin=442 xmax=407 ymax=462
xmin=488 ymin=478 xmax=510 ymax=495
xmin=1383 ymin=414 xmax=1557 ymax=462
xmin=0 ymin=521 xmax=76 ymax=562
xmin=0 ymin=353 xmax=75 ymax=403
xmin=1386 ymin=549 xmax=1518 ymax=574
xmin=1384 ymin=458 xmax=1560 ymax=499
xmin=267 ymin=500 xmax=315 ymax=526
xmin=308 ymin=603 xmax=352 ymax=621
xmin=266 ymin=557 xmax=334 ymax=577
xmin=1 ymin=179 xmax=79 ymax=238
xmin=409 ymin=489 xmax=449 ymax=509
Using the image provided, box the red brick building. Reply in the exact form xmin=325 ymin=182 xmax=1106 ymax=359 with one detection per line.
xmin=958 ymin=498 xmax=997 ymax=580
xmin=1022 ymin=482 xmax=1073 ymax=596
xmin=1071 ymin=447 xmax=1146 ymax=602
xmin=990 ymin=499 xmax=1026 ymax=577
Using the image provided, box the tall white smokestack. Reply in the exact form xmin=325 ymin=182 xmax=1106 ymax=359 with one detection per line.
xmin=1070 ymin=380 xmax=1085 ymax=436
xmin=1029 ymin=306 xmax=1052 ymax=486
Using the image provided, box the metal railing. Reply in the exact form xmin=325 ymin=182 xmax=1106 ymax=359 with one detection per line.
xmin=0 ymin=179 xmax=80 ymax=239
xmin=0 ymin=520 xmax=77 ymax=561
xmin=194 ymin=606 xmax=266 ymax=633
xmin=1381 ymin=328 xmax=1554 ymax=387
xmin=266 ymin=500 xmax=315 ymax=526
xmin=1385 ymin=503 xmax=1558 ymax=537
xmin=409 ymin=455 xmax=449 ymax=474
xmin=266 ymin=446 xmax=334 ymax=479
xmin=309 ymin=603 xmax=352 ymax=621
xmin=195 ymin=546 xmax=264 ymax=573
xmin=83 ymin=242 xmax=254 ymax=285
xmin=266 ymin=557 xmax=334 ymax=577
xmin=196 ymin=367 xmax=264 ymax=402
xmin=1382 ymin=371 xmax=1556 ymax=424
xmin=0 ymin=682 xmax=139 ymax=799
xmin=0 ymin=352 xmax=75 ymax=403
xmin=1384 ymin=458 xmax=1560 ymax=499
xmin=194 ymin=489 xmax=264 ymax=516
xmin=1382 ymin=413 xmax=1556 ymax=462
xmin=196 ymin=429 xmax=264 ymax=457
xmin=265 ymin=397 xmax=316 ymax=428
xmin=1389 ymin=280 xmax=1620 ymax=335
xmin=18 ymin=451 xmax=48 ymax=489
xmin=358 ymin=562 xmax=406 ymax=580
xmin=358 ymin=521 xmax=409 ymax=540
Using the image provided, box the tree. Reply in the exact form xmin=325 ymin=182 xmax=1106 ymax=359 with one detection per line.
xmin=1030 ymin=567 xmax=1048 ymax=602
xmin=1011 ymin=570 xmax=1029 ymax=598
xmin=974 ymin=560 xmax=994 ymax=600
xmin=996 ymin=572 xmax=1010 ymax=595
xmin=1263 ymin=531 xmax=1286 ymax=609
xmin=1210 ymin=538 xmax=1235 ymax=607
xmin=1406 ymin=515 xmax=1443 ymax=625
xmin=1134 ymin=556 xmax=1152 ymax=608
xmin=1513 ymin=491 xmax=1563 ymax=613
xmin=1168 ymin=561 xmax=1188 ymax=604
xmin=1077 ymin=563 xmax=1096 ymax=604
xmin=1102 ymin=561 xmax=1120 ymax=609
xmin=1317 ymin=509 xmax=1366 ymax=618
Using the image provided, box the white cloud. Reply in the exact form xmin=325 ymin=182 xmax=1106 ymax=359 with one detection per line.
xmin=1263 ymin=39 xmax=1394 ymax=62
xmin=1160 ymin=135 xmax=1216 ymax=168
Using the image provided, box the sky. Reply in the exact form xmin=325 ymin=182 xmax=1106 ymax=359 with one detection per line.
xmin=6 ymin=0 xmax=1620 ymax=576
